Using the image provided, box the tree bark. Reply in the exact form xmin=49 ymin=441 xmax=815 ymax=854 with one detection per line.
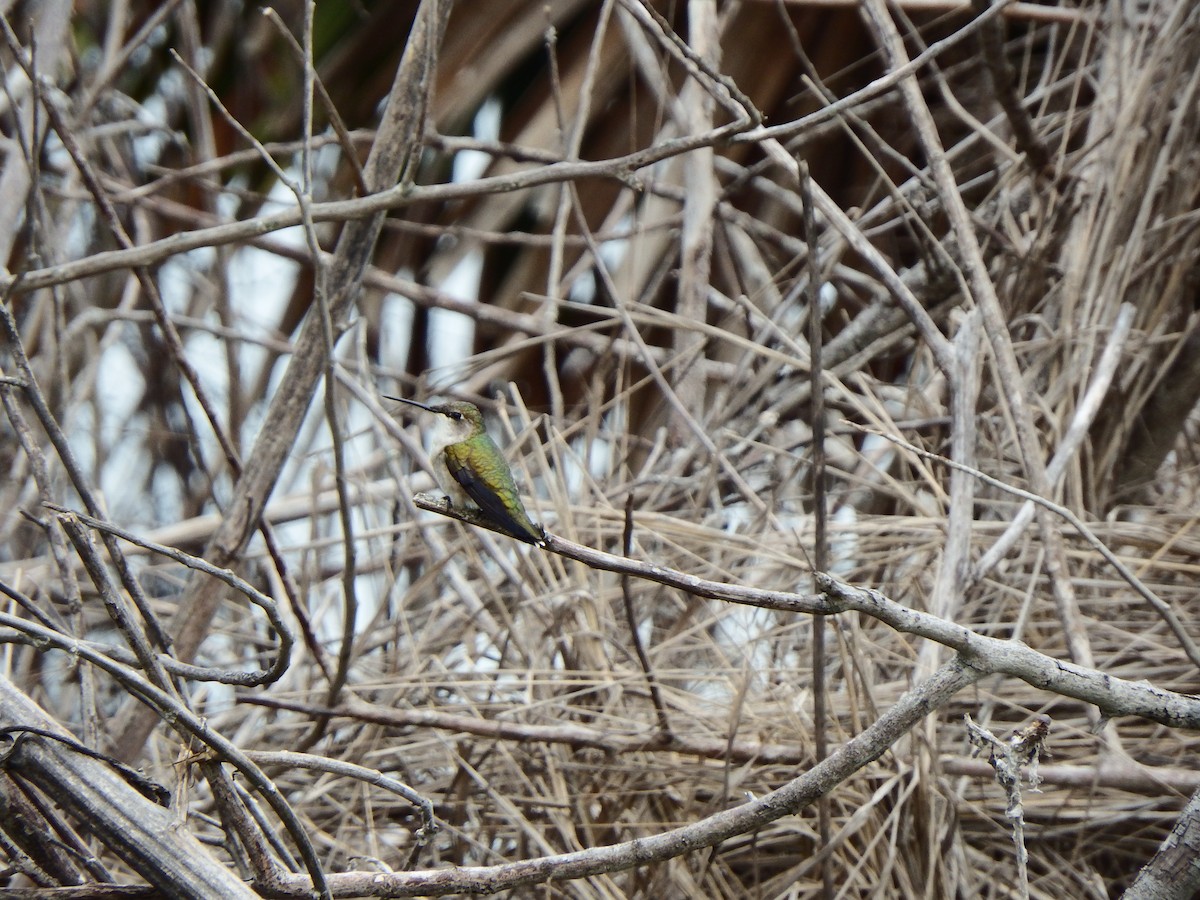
xmin=0 ymin=677 xmax=255 ymax=898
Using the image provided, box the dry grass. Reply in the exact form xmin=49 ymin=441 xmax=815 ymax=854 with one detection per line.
xmin=1 ymin=1 xmax=1199 ymax=897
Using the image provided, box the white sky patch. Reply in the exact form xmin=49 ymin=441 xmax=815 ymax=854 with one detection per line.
xmin=42 ymin=130 xmax=70 ymax=178
xmin=95 ymin=341 xmax=149 ymax=513
xmin=158 ymin=243 xmax=216 ymax=315
xmin=132 ymin=90 xmax=175 ymax=168
xmin=226 ymin=179 xmax=305 ymax=383
xmin=228 ymin=246 xmax=301 ymax=386
xmin=94 ymin=341 xmax=145 ymax=443
xmin=556 ymin=438 xmax=591 ymax=502
xmin=583 ymin=435 xmax=612 ymax=490
xmin=379 ymin=288 xmax=416 ymax=372
xmin=831 ymin=505 xmax=859 ymax=576
xmin=427 ymin=254 xmax=479 ymax=383
xmin=149 ymin=464 xmax=184 ymax=523
xmin=62 ymin=403 xmax=97 ymax=494
xmin=566 ymin=271 xmax=595 ymax=304
xmin=819 ymin=280 xmax=838 ymax=316
xmin=598 ymin=215 xmax=630 ymax=272
xmin=62 ymin=204 xmax=97 ymax=261
xmin=417 ymin=96 xmax=504 ymax=386
xmin=337 ymin=385 xmax=382 ymax=474
xmin=211 ymin=176 xmax=307 ymax=455
xmin=215 ymin=175 xmax=245 ymax=220
xmin=453 ymin=97 xmax=502 ymax=183
xmin=181 ymin=327 xmax=230 ymax=407
xmin=713 ymin=605 xmax=777 ymax=681
xmin=137 ymin=173 xmax=304 ymax=517
xmin=313 ymin=137 xmax=344 ymax=186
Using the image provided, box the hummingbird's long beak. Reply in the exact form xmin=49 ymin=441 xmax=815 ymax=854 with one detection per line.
xmin=383 ymin=394 xmax=435 ymax=413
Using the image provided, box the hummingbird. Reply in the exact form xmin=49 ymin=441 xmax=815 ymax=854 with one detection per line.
xmin=386 ymin=396 xmax=545 ymax=546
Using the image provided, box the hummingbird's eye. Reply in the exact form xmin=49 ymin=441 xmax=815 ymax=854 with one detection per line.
xmin=450 ymin=412 xmax=461 ymax=420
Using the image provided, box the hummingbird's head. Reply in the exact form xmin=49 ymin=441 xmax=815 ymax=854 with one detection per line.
xmin=428 ymin=401 xmax=484 ymax=440
xmin=386 ymin=396 xmax=483 ymax=442
xmin=428 ymin=400 xmax=483 ymax=425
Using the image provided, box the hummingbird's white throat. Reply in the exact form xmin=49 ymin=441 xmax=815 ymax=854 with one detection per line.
xmin=431 ymin=410 xmax=475 ymax=446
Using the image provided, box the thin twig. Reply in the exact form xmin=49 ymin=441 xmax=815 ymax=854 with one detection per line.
xmin=969 ymin=0 xmax=1051 ymax=173
xmin=800 ymin=158 xmax=834 ymax=900
xmin=245 ymin=750 xmax=438 ymax=847
xmin=46 ymin=503 xmax=294 ymax=687
xmin=972 ymin=303 xmax=1137 ymax=582
xmin=260 ymin=7 xmax=369 ymax=197
xmin=620 ymin=495 xmax=671 ymax=736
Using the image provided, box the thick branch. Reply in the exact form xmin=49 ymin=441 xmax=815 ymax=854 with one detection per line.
xmin=0 ymin=677 xmax=254 ymax=898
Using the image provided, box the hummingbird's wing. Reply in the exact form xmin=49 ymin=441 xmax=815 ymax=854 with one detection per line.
xmin=443 ymin=441 xmax=543 ymax=545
